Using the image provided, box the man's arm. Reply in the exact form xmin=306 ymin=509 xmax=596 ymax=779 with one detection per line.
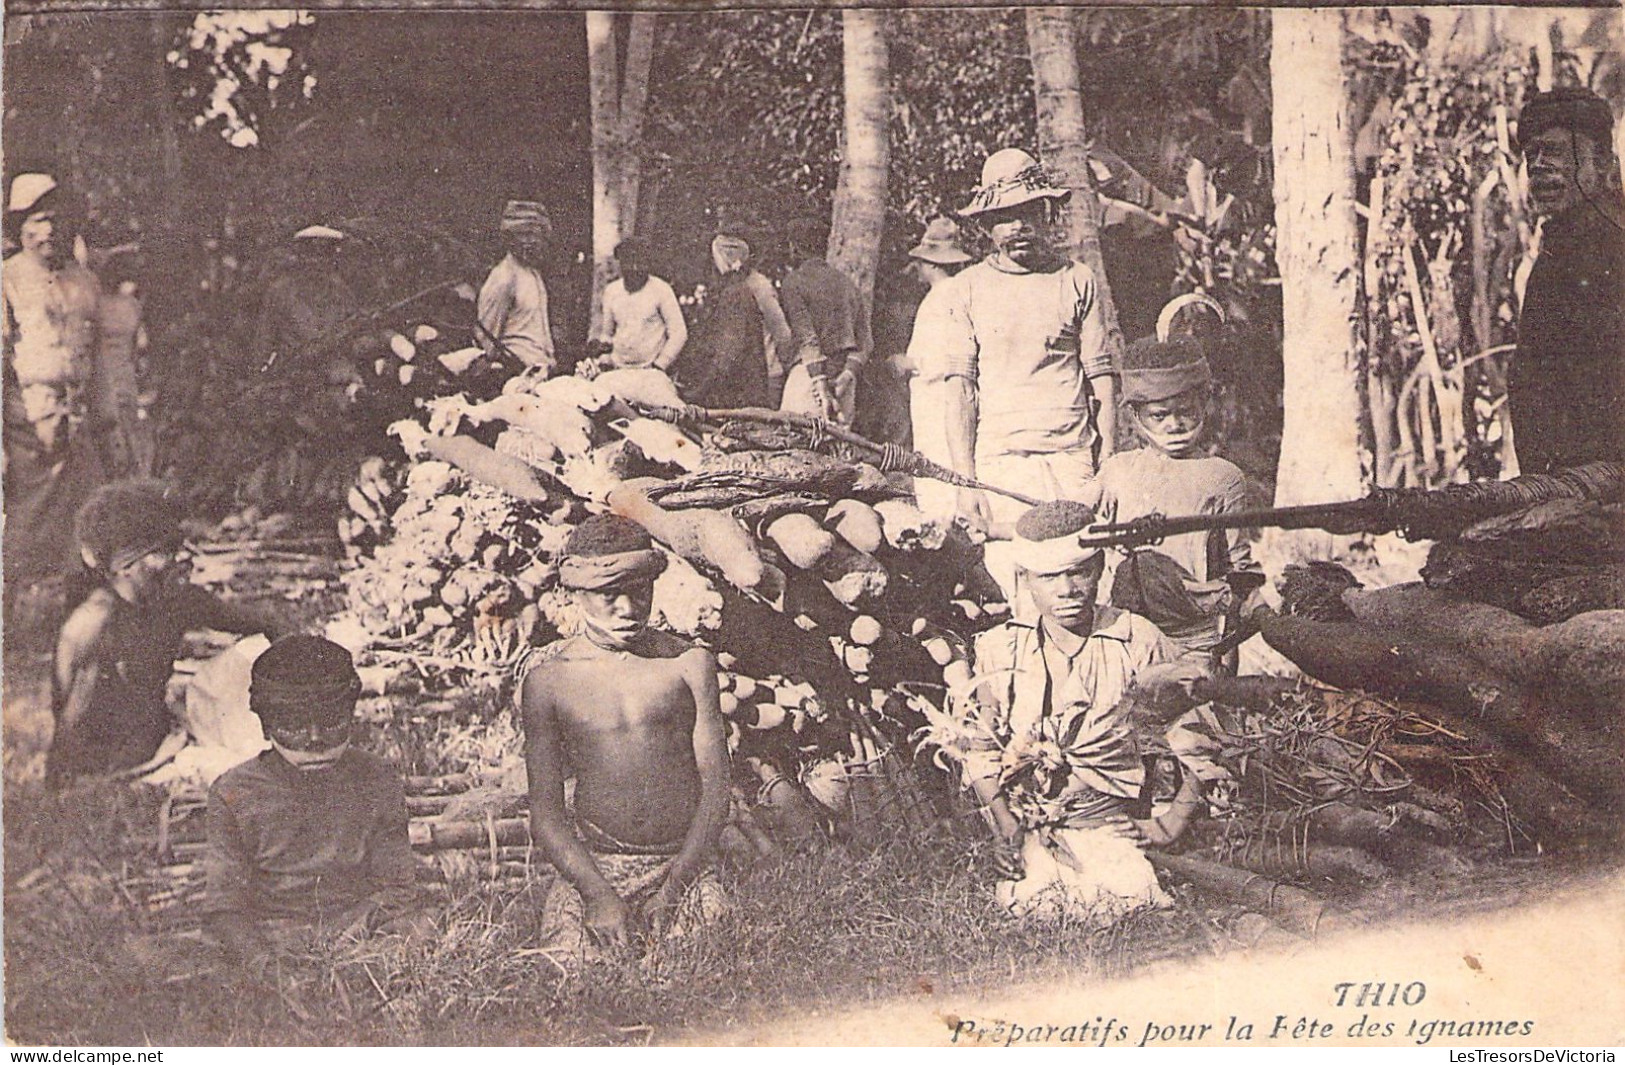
xmin=744 ymin=272 xmax=795 ymax=360
xmin=202 ymin=787 xmax=272 ymax=966
xmin=655 ymin=281 xmax=688 ymax=371
xmin=521 ymin=668 xmax=634 ymax=946
xmin=1074 ymin=263 xmax=1119 ymax=463
xmin=781 ymin=278 xmax=825 ymax=380
xmin=183 ymin=586 xmax=292 ymax=642
xmin=364 ymin=768 xmax=427 ymax=919
xmin=944 ymin=376 xmax=992 ymax=535
xmin=1091 ymin=372 xmax=1118 ymax=464
xmin=475 ymin=267 xmax=512 ymax=356
xmin=651 ymin=647 xmax=730 ymax=924
xmin=52 ymin=597 xmax=114 ymax=740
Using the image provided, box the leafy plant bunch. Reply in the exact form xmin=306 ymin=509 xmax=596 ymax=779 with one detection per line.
xmin=1365 ymin=47 xmax=1531 ymax=483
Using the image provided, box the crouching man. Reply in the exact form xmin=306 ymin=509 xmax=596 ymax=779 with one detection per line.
xmin=203 ymin=636 xmax=429 ymax=970
xmin=950 ymin=501 xmax=1202 ymax=923
xmin=521 ymin=515 xmax=730 ymax=955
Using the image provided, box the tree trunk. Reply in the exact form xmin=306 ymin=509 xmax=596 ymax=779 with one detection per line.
xmin=828 ymin=8 xmax=890 ymax=314
xmin=619 ymin=14 xmax=656 ymax=241
xmin=1270 ymin=9 xmax=1366 ymax=525
xmin=1024 ymin=7 xmax=1125 ymax=360
xmin=586 ymin=11 xmax=622 ymax=339
xmin=586 ymin=13 xmax=657 ymax=339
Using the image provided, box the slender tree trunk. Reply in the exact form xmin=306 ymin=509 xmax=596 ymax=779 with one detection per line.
xmin=828 ymin=8 xmax=889 ymax=314
xmin=1024 ymin=7 xmax=1125 ymax=360
xmin=586 ymin=12 xmax=658 ymax=338
xmin=586 ymin=11 xmax=622 ymax=338
xmin=1271 ymin=10 xmax=1366 ymax=522
xmin=619 ymin=14 xmax=656 ymax=240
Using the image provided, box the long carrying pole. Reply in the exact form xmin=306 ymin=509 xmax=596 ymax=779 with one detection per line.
xmin=1077 ymin=461 xmax=1625 ymax=550
xmin=635 ymin=402 xmax=1044 ymax=507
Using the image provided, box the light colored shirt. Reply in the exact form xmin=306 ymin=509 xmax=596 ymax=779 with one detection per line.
xmin=1095 ymin=447 xmax=1257 ymax=593
xmin=599 ymin=274 xmax=687 ymax=369
xmin=965 ymin=606 xmax=1172 ymax=812
xmin=477 ymin=253 xmax=554 ymax=372
xmin=2 ymin=253 xmax=101 ymax=391
xmin=911 ymin=257 xmax=1113 ymax=458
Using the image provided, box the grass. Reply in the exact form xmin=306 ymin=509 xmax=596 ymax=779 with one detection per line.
xmin=3 ymin=773 xmax=1214 ymax=1046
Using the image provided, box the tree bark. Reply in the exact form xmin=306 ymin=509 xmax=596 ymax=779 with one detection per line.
xmin=828 ymin=8 xmax=890 ymax=314
xmin=586 ymin=11 xmax=622 ymax=339
xmin=1024 ymin=7 xmax=1125 ymax=361
xmin=1270 ymin=9 xmax=1366 ymax=523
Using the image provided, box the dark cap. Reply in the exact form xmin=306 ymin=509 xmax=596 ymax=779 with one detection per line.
xmin=250 ymin=635 xmax=361 ymax=727
xmin=1516 ymin=87 xmax=1616 ymax=153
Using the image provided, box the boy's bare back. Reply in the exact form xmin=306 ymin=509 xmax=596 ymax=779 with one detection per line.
xmin=521 ymin=630 xmax=713 ymax=850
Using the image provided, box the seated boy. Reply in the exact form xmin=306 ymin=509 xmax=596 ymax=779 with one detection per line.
xmin=520 ymin=515 xmax=730 ymax=953
xmin=203 ymin=635 xmax=427 ymax=967
xmin=948 ymin=502 xmax=1201 ymax=924
xmin=1093 ymin=336 xmax=1263 ymax=672
xmin=48 ymin=479 xmax=286 ymax=788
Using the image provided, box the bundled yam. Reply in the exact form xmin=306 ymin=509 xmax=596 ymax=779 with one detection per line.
xmin=1520 ymin=566 xmax=1625 ymax=624
xmin=1342 ymin=585 xmax=1625 ymax=717
xmin=1457 ymin=500 xmax=1625 ymax=566
xmin=608 ymin=482 xmax=769 ymax=594
xmin=1147 ymin=852 xmax=1343 ymax=938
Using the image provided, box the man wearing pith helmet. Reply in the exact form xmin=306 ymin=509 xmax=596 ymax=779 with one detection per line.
xmin=909 ymin=148 xmax=1120 ymax=604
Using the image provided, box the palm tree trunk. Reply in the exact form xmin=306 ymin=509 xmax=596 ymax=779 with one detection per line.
xmin=1024 ymin=7 xmax=1125 ymax=360
xmin=828 ymin=7 xmax=890 ymax=313
xmin=1270 ymin=9 xmax=1367 ymax=520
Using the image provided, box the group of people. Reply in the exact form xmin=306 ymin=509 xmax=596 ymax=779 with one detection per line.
xmin=12 ymin=84 xmax=1624 ymax=966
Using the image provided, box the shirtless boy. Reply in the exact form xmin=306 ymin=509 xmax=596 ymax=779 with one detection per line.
xmin=520 ymin=515 xmax=730 ymax=951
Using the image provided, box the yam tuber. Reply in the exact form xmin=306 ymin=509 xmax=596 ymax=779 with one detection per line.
xmin=419 ymin=434 xmax=553 ymax=504
xmin=818 ymin=540 xmax=889 ymax=607
xmin=874 ymin=498 xmax=946 ymax=551
xmin=766 ymin=513 xmax=838 ymax=570
xmin=1343 ymin=584 xmax=1625 ymax=717
xmin=826 ymin=499 xmax=885 ymax=555
xmin=594 ymin=366 xmax=684 ymax=409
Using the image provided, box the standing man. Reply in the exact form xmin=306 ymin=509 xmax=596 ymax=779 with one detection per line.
xmin=1507 ymin=87 xmax=1625 ymax=475
xmin=778 ymin=215 xmax=872 ymax=426
xmin=589 ymin=238 xmax=687 ymax=372
xmin=911 ymin=149 xmax=1120 ymax=601
xmin=3 ymin=173 xmax=107 ymax=628
xmin=477 ymin=200 xmax=557 ymax=377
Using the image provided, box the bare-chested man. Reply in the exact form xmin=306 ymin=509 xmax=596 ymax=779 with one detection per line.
xmin=520 ymin=515 xmax=730 ymax=952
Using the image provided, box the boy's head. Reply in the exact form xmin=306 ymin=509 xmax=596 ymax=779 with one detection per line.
xmin=1121 ymin=336 xmax=1212 ymax=458
xmin=560 ymin=515 xmax=667 ymax=649
xmin=1013 ymin=500 xmax=1105 ymax=633
xmin=74 ymin=480 xmax=187 ymax=601
xmin=251 ymin=635 xmax=361 ymax=771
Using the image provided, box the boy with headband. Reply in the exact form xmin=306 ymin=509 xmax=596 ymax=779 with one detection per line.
xmin=1093 ymin=335 xmax=1262 ymax=671
xmin=520 ymin=515 xmax=730 ymax=954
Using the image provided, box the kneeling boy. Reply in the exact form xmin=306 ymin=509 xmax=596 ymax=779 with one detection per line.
xmin=203 ymin=636 xmax=425 ymax=966
xmin=520 ymin=515 xmax=729 ymax=952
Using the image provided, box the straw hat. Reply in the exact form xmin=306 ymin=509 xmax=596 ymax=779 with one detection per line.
xmin=7 ymin=173 xmax=58 ymax=216
xmin=293 ymin=224 xmax=346 ymax=241
xmin=907 ymin=216 xmax=973 ymax=265
xmin=959 ymin=149 xmax=1071 ymax=218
